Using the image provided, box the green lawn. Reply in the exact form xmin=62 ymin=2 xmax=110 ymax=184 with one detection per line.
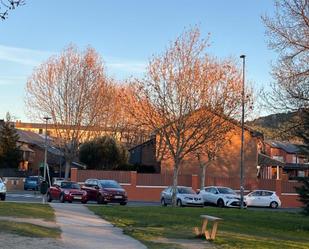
xmin=0 ymin=202 xmax=59 ymax=238
xmin=0 ymin=202 xmax=55 ymax=221
xmin=0 ymin=220 xmax=61 ymax=238
xmin=88 ymin=206 xmax=309 ymax=249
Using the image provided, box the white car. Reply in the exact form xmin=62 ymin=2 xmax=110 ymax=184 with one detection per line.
xmin=160 ymin=186 xmax=203 ymax=207
xmin=0 ymin=178 xmax=6 ymax=201
xmin=244 ymin=190 xmax=281 ymax=209
xmin=199 ymin=186 xmax=245 ymax=208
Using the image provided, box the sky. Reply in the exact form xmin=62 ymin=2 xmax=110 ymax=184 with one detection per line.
xmin=0 ymin=0 xmax=277 ymax=122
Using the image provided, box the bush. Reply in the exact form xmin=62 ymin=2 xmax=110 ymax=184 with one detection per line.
xmin=295 ymin=178 xmax=309 ymax=215
xmin=79 ymin=136 xmax=128 ymax=170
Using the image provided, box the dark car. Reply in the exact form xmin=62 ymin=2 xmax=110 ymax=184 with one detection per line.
xmin=82 ymin=179 xmax=127 ymax=205
xmin=24 ymin=176 xmax=44 ymax=191
xmin=47 ymin=181 xmax=87 ymax=203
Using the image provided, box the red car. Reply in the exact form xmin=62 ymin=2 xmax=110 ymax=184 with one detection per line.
xmin=82 ymin=179 xmax=127 ymax=205
xmin=47 ymin=181 xmax=88 ymax=203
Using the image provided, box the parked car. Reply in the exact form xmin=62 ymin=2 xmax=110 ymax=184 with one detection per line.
xmin=52 ymin=177 xmax=65 ymax=186
xmin=0 ymin=178 xmax=6 ymax=201
xmin=82 ymin=179 xmax=127 ymax=205
xmin=160 ymin=186 xmax=203 ymax=207
xmin=244 ymin=190 xmax=281 ymax=209
xmin=199 ymin=186 xmax=245 ymax=208
xmin=47 ymin=181 xmax=87 ymax=203
xmin=24 ymin=176 xmax=44 ymax=191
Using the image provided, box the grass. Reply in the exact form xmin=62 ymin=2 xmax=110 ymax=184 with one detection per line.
xmin=88 ymin=206 xmax=309 ymax=249
xmin=0 ymin=203 xmax=59 ymax=238
xmin=0 ymin=202 xmax=55 ymax=221
xmin=0 ymin=220 xmax=61 ymax=238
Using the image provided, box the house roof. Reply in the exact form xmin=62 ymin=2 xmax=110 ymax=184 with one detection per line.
xmin=265 ymin=140 xmax=308 ymax=154
xmin=258 ymin=153 xmax=285 ymax=167
xmin=16 ymin=129 xmax=63 ymax=156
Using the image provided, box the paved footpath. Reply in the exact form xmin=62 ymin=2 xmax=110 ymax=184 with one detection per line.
xmin=50 ymin=203 xmax=147 ymax=249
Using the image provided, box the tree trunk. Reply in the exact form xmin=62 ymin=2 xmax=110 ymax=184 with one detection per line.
xmin=64 ymin=160 xmax=71 ymax=180
xmin=199 ymin=163 xmax=206 ymax=190
xmin=172 ymin=160 xmax=180 ymax=207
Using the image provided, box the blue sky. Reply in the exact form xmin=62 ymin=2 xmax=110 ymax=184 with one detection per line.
xmin=0 ymin=0 xmax=276 ymax=121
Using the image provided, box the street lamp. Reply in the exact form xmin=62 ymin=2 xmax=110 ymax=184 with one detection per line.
xmin=43 ymin=116 xmax=51 ymax=182
xmin=240 ymin=55 xmax=245 ymax=209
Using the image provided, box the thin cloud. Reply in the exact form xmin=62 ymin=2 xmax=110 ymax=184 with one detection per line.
xmin=0 ymin=44 xmax=52 ymax=66
xmin=0 ymin=75 xmax=27 ymax=85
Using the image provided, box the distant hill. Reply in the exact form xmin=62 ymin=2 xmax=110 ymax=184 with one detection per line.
xmin=246 ymin=112 xmax=301 ymax=142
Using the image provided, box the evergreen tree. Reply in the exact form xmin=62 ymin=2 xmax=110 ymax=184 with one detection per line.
xmin=296 ymin=178 xmax=309 ymax=215
xmin=0 ymin=113 xmax=21 ymax=168
xmin=79 ymin=136 xmax=129 ymax=170
xmin=295 ymin=110 xmax=309 ymax=215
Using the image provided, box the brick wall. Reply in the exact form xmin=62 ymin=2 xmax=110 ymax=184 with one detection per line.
xmin=71 ymin=169 xmax=304 ymax=207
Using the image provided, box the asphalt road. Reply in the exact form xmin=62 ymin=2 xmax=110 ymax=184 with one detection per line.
xmin=4 ymin=191 xmax=301 ymax=212
xmin=5 ymin=191 xmax=160 ymax=206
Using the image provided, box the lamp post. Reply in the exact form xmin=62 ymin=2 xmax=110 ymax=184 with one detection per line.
xmin=240 ymin=55 xmax=245 ymax=209
xmin=43 ymin=116 xmax=51 ymax=181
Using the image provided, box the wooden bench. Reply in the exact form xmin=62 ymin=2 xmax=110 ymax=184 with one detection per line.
xmin=194 ymin=215 xmax=223 ymax=240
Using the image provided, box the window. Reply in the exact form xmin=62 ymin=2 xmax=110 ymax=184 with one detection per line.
xmin=209 ymin=188 xmax=218 ymax=194
xmin=39 ymin=129 xmax=43 ymax=134
xmin=272 ymin=156 xmax=284 ymax=162
xmin=262 ymin=191 xmax=273 ymax=196
xmin=250 ymin=191 xmax=261 ymax=197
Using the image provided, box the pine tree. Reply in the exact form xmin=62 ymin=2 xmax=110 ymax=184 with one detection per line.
xmin=0 ymin=113 xmax=21 ymax=168
xmin=296 ymin=179 xmax=309 ymax=215
xmin=295 ymin=110 xmax=309 ymax=215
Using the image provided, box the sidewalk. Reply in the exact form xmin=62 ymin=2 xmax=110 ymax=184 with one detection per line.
xmin=50 ymin=203 xmax=147 ymax=249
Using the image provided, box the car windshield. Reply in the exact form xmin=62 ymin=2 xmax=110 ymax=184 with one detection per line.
xmin=27 ymin=177 xmax=38 ymax=182
xmin=99 ymin=180 xmax=121 ymax=189
xmin=178 ymin=187 xmax=195 ymax=194
xmin=61 ymin=182 xmax=80 ymax=189
xmin=218 ymin=187 xmax=236 ymax=195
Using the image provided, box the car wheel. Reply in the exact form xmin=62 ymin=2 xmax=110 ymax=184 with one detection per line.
xmin=97 ymin=194 xmax=105 ymax=204
xmin=68 ymin=200 xmax=72 ymax=203
xmin=120 ymin=202 xmax=127 ymax=206
xmin=0 ymin=194 xmax=5 ymax=201
xmin=47 ymin=193 xmax=52 ymax=202
xmin=177 ymin=199 xmax=183 ymax=207
xmin=161 ymin=198 xmax=167 ymax=206
xmin=81 ymin=200 xmax=87 ymax=204
xmin=60 ymin=193 xmax=65 ymax=203
xmin=270 ymin=201 xmax=278 ymax=209
xmin=217 ymin=199 xmax=224 ymax=208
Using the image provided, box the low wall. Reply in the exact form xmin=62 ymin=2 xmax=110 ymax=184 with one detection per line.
xmin=72 ymin=169 xmax=304 ymax=208
xmin=3 ymin=177 xmax=25 ymax=191
xmin=281 ymin=194 xmax=302 ymax=208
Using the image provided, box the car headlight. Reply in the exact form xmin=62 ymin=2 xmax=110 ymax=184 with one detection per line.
xmin=225 ymin=196 xmax=235 ymax=200
xmin=64 ymin=190 xmax=70 ymax=195
xmin=82 ymin=191 xmax=87 ymax=196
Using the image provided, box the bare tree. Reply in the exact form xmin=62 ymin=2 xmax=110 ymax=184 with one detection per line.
xmin=0 ymin=0 xmax=25 ymax=20
xmin=25 ymin=45 xmax=110 ymax=179
xmin=127 ymin=28 xmax=245 ymax=206
xmin=262 ymin=0 xmax=309 ymax=142
xmin=195 ymin=123 xmax=234 ymax=190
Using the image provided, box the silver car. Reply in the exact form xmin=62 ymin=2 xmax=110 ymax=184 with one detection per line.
xmin=199 ymin=186 xmax=245 ymax=208
xmin=0 ymin=178 xmax=6 ymax=201
xmin=160 ymin=186 xmax=203 ymax=207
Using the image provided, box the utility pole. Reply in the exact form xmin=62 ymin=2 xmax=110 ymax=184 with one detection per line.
xmin=43 ymin=116 xmax=51 ymax=204
xmin=43 ymin=116 xmax=51 ymax=181
xmin=240 ymin=55 xmax=245 ymax=209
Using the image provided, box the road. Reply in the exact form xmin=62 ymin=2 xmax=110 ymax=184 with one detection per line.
xmin=5 ymin=191 xmax=160 ymax=206
xmin=5 ymin=191 xmax=301 ymax=212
